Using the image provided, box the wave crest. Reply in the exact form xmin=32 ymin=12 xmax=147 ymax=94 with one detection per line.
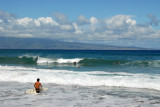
xmin=1 ymin=56 xmax=160 ymax=67
xmin=37 ymin=57 xmax=83 ymax=64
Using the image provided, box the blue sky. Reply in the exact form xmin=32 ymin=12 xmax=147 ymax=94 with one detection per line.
xmin=0 ymin=0 xmax=160 ymax=49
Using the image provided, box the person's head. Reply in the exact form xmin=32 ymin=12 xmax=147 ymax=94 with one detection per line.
xmin=37 ymin=78 xmax=40 ymax=82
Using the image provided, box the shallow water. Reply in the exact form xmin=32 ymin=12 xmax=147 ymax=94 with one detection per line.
xmin=0 ymin=82 xmax=160 ymax=107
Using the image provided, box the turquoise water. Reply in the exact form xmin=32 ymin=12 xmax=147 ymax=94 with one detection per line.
xmin=0 ymin=49 xmax=160 ymax=73
xmin=1 ymin=49 xmax=160 ymax=106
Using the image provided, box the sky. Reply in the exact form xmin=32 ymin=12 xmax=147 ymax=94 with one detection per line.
xmin=0 ymin=0 xmax=160 ymax=49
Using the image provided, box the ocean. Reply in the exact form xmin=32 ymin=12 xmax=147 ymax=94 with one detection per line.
xmin=0 ymin=49 xmax=160 ymax=107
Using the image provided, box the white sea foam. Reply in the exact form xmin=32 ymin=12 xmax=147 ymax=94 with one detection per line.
xmin=1 ymin=65 xmax=160 ymax=91
xmin=18 ymin=55 xmax=38 ymax=59
xmin=37 ymin=57 xmax=56 ymax=63
xmin=1 ymin=81 xmax=160 ymax=107
xmin=37 ymin=57 xmax=83 ymax=64
xmin=18 ymin=55 xmax=83 ymax=64
xmin=148 ymin=60 xmax=160 ymax=67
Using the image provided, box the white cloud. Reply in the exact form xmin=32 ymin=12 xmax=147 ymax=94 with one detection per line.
xmin=17 ymin=33 xmax=33 ymax=37
xmin=16 ymin=17 xmax=33 ymax=26
xmin=0 ymin=19 xmax=3 ymax=23
xmin=60 ymin=25 xmax=72 ymax=30
xmin=73 ymin=22 xmax=82 ymax=34
xmin=36 ymin=17 xmax=59 ymax=26
xmin=90 ymin=17 xmax=98 ymax=25
xmin=16 ymin=17 xmax=59 ymax=27
xmin=126 ymin=18 xmax=136 ymax=25
xmin=105 ymin=15 xmax=136 ymax=30
xmin=34 ymin=20 xmax=41 ymax=26
xmin=0 ymin=10 xmax=160 ymax=48
xmin=90 ymin=17 xmax=98 ymax=31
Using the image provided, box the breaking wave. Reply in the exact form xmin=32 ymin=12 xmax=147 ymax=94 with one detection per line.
xmin=1 ymin=65 xmax=160 ymax=91
xmin=0 ymin=56 xmax=160 ymax=67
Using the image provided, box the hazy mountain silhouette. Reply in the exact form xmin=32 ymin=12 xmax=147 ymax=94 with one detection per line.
xmin=0 ymin=37 xmax=150 ymax=50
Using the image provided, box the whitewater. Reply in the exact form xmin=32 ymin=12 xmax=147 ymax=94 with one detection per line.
xmin=0 ymin=49 xmax=160 ymax=107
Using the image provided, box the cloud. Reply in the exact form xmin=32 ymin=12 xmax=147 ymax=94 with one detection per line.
xmin=147 ymin=14 xmax=159 ymax=26
xmin=0 ymin=10 xmax=160 ymax=48
xmin=16 ymin=17 xmax=59 ymax=27
xmin=60 ymin=24 xmax=72 ymax=30
xmin=0 ymin=19 xmax=3 ymax=23
xmin=105 ymin=15 xmax=136 ymax=31
xmin=73 ymin=22 xmax=82 ymax=34
xmin=90 ymin=17 xmax=98 ymax=31
xmin=53 ymin=12 xmax=69 ymax=24
xmin=77 ymin=15 xmax=89 ymax=25
xmin=35 ymin=17 xmax=59 ymax=26
xmin=16 ymin=17 xmax=33 ymax=26
xmin=0 ymin=10 xmax=16 ymax=23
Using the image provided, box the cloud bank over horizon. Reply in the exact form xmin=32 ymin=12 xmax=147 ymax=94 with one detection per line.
xmin=0 ymin=10 xmax=160 ymax=48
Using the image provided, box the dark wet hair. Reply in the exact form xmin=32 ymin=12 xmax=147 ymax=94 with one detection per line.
xmin=37 ymin=78 xmax=40 ymax=81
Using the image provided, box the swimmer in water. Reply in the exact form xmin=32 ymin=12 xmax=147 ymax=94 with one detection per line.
xmin=34 ymin=78 xmax=42 ymax=93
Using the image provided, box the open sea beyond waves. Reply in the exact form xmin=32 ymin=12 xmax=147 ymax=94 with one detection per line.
xmin=1 ymin=49 xmax=160 ymax=107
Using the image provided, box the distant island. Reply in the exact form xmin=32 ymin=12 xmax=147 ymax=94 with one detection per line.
xmin=0 ymin=37 xmax=152 ymax=50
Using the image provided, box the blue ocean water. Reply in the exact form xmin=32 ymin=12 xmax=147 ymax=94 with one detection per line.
xmin=1 ymin=49 xmax=160 ymax=106
xmin=1 ymin=49 xmax=160 ymax=73
xmin=1 ymin=49 xmax=160 ymax=87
